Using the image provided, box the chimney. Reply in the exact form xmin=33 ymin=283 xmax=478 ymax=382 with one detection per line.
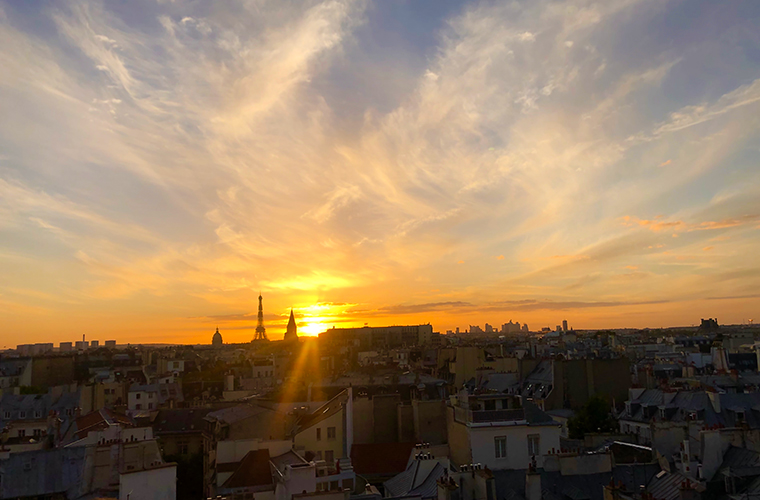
xmin=604 ymin=479 xmax=621 ymax=500
xmin=707 ymin=391 xmax=721 ymax=413
xmin=679 ymin=479 xmax=701 ymax=500
xmin=526 ymin=463 xmax=541 ymax=500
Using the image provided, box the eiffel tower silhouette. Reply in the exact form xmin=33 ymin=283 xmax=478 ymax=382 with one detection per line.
xmin=253 ymin=293 xmax=268 ymax=341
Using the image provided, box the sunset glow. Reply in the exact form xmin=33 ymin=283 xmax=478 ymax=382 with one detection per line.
xmin=1 ymin=0 xmax=759 ymax=346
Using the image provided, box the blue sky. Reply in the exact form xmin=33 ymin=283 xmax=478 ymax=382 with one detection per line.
xmin=1 ymin=0 xmax=759 ymax=344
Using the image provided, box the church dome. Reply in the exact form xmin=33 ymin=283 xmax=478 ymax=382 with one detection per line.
xmin=212 ymin=327 xmax=223 ymax=347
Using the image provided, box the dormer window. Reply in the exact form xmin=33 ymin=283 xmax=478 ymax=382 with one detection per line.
xmin=736 ymin=410 xmax=745 ymax=424
xmin=659 ymin=408 xmax=666 ymax=419
xmin=19 ymin=411 xmax=26 ymax=419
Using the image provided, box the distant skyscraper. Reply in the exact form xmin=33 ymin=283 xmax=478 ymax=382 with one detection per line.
xmin=562 ymin=320 xmax=568 ymax=332
xmin=253 ymin=293 xmax=268 ymax=341
xmin=284 ymin=309 xmax=298 ymax=342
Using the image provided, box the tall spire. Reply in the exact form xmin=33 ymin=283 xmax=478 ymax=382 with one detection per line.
xmin=254 ymin=292 xmax=268 ymax=341
xmin=284 ymin=308 xmax=298 ymax=342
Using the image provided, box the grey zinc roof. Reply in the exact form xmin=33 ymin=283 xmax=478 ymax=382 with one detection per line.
xmin=384 ymin=460 xmax=446 ymax=499
xmin=623 ymin=390 xmax=760 ymax=429
xmin=152 ymin=408 xmax=211 ymax=434
xmin=612 ymin=464 xmax=662 ymax=493
xmin=206 ymin=403 xmax=272 ymax=425
xmin=0 ymin=447 xmax=87 ymax=498
xmin=523 ymin=401 xmax=558 ymax=425
xmin=645 ymin=470 xmax=694 ymax=500
xmin=717 ymin=446 xmax=760 ymax=478
xmin=493 ymin=469 xmax=613 ymax=500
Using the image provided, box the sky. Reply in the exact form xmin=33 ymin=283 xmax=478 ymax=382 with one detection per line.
xmin=1 ymin=0 xmax=759 ymax=346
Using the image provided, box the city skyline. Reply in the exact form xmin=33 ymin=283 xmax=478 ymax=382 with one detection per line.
xmin=1 ymin=0 xmax=759 ymax=346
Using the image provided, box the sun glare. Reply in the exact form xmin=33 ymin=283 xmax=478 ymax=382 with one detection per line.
xmin=293 ymin=303 xmax=348 ymax=337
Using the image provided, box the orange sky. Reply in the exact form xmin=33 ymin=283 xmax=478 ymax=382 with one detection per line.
xmin=1 ymin=0 xmax=759 ymax=347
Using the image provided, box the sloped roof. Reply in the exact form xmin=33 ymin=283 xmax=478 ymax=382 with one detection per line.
xmin=523 ymin=401 xmax=557 ymax=425
xmin=718 ymin=445 xmax=760 ymax=478
xmin=493 ymin=469 xmax=614 ymax=500
xmin=384 ymin=460 xmax=446 ymax=499
xmin=206 ymin=404 xmax=272 ymax=425
xmin=221 ymin=449 xmax=273 ymax=490
xmin=75 ymin=408 xmax=134 ymax=437
xmin=0 ymin=447 xmax=87 ymax=498
xmin=270 ymin=450 xmax=308 ymax=473
xmin=152 ymin=408 xmax=210 ymax=434
xmin=646 ymin=470 xmax=701 ymax=500
xmin=296 ymin=389 xmax=348 ymax=430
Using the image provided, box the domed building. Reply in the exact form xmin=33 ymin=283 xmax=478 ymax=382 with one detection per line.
xmin=212 ymin=327 xmax=223 ymax=348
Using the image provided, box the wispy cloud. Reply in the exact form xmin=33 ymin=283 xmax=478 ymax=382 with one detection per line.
xmin=1 ymin=0 xmax=759 ymax=343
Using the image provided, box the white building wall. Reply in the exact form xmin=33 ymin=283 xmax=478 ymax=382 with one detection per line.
xmin=119 ymin=465 xmax=177 ymax=500
xmin=468 ymin=424 xmax=560 ymax=470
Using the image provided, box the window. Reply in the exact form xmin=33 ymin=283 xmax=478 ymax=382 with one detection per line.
xmin=179 ymin=441 xmax=189 ymax=455
xmin=494 ymin=436 xmax=507 ymax=459
xmin=135 ymin=393 xmax=141 ymax=400
xmin=33 ymin=429 xmax=43 ymax=438
xmin=148 ymin=403 xmax=154 ymax=410
xmin=3 ymin=411 xmax=10 ymax=419
xmin=149 ymin=392 xmax=154 ymax=399
xmin=528 ymin=434 xmax=540 ymax=456
xmin=325 ymin=450 xmax=335 ymax=463
xmin=327 ymin=427 xmax=336 ymax=440
xmin=34 ymin=410 xmax=41 ymax=419
xmin=19 ymin=411 xmax=26 ymax=419
xmin=484 ymin=400 xmax=496 ymax=411
xmin=136 ymin=404 xmax=142 ymax=410
xmin=316 ymin=428 xmax=321 ymax=441
xmin=18 ymin=429 xmax=26 ymax=438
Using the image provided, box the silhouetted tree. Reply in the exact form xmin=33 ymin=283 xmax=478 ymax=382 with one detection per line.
xmin=568 ymin=396 xmax=616 ymax=439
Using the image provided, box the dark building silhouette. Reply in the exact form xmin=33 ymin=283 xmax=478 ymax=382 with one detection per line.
xmin=253 ymin=293 xmax=268 ymax=341
xmin=284 ymin=309 xmax=298 ymax=342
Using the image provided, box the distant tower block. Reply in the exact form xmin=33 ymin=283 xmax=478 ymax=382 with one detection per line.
xmin=253 ymin=293 xmax=269 ymax=341
xmin=284 ymin=308 xmax=299 ymax=342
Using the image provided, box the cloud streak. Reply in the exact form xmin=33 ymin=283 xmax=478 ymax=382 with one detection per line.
xmin=1 ymin=0 xmax=759 ymax=343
